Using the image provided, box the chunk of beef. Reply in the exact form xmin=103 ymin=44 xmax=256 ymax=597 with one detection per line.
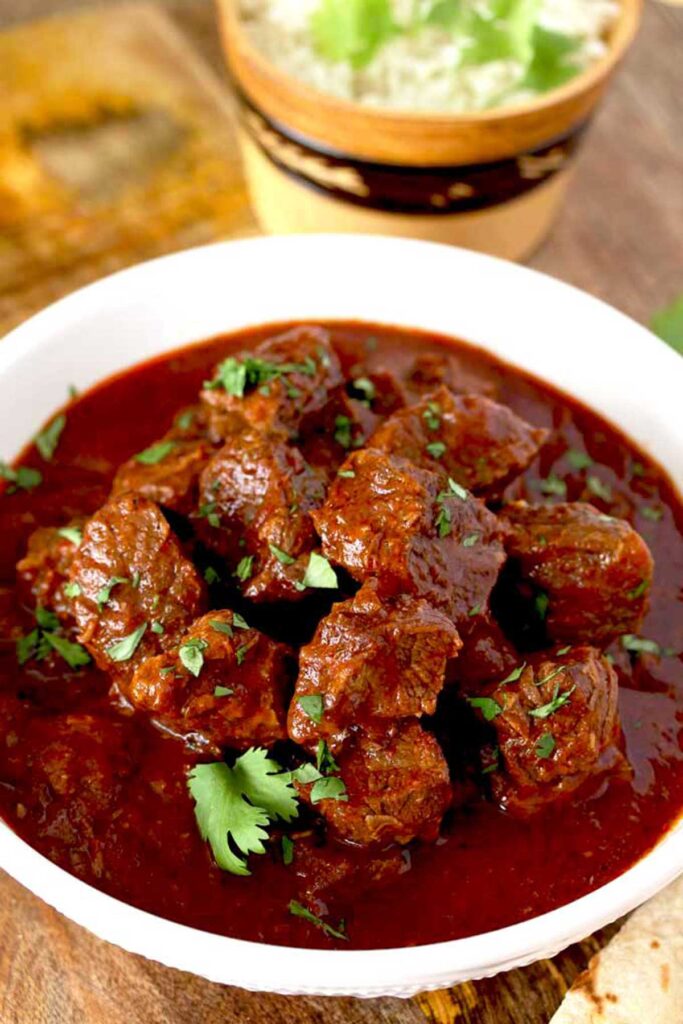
xmin=308 ymin=721 xmax=451 ymax=846
xmin=501 ymin=501 xmax=654 ymax=645
xmin=289 ymin=580 xmax=461 ymax=752
xmin=478 ymin=646 xmax=623 ymax=817
xmin=405 ymin=352 xmax=497 ymax=399
xmin=452 ymin=613 xmax=519 ymax=691
xmin=298 ymin=391 xmax=377 ymax=484
xmin=289 ymin=834 xmax=406 ymax=918
xmin=370 ymin=387 xmax=547 ymax=496
xmin=2 ymin=712 xmax=136 ymax=879
xmin=112 ymin=435 xmax=214 ymax=515
xmin=197 ymin=430 xmax=326 ymax=602
xmin=312 ymin=449 xmax=505 ymax=622
xmin=201 ymin=326 xmax=344 ymax=442
xmin=16 ymin=520 xmax=85 ymax=622
xmin=69 ymin=494 xmax=206 ymax=676
xmin=128 ymin=610 xmax=291 ymax=752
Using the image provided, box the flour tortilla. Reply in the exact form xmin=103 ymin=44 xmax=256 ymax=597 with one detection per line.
xmin=550 ymin=873 xmax=683 ymax=1024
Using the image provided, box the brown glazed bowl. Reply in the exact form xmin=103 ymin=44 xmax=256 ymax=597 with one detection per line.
xmin=218 ymin=0 xmax=641 ymax=260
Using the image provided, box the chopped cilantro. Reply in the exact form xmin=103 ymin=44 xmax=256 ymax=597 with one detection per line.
xmin=334 ymin=415 xmax=353 ymax=449
xmin=96 ymin=576 xmax=128 ymax=611
xmin=440 ymin=478 xmax=468 ymax=501
xmin=44 ymin=632 xmax=91 ymax=669
xmin=310 ymin=776 xmax=348 ymax=804
xmin=57 ymin=526 xmax=82 ymax=546
xmin=132 ymin=572 xmax=141 ymax=588
xmin=500 ymin=663 xmax=526 ymax=685
xmin=135 ymin=440 xmax=175 ymax=465
xmin=107 ymin=623 xmax=148 ymax=663
xmin=535 ymin=474 xmax=567 ymax=498
xmin=180 ymin=637 xmax=209 ymax=677
xmin=337 ymin=468 xmax=356 ymax=479
xmin=35 ymin=606 xmax=59 ymax=631
xmin=587 ymin=475 xmax=612 ymax=502
xmin=151 ymin=621 xmax=164 ymax=635
xmin=631 ymin=461 xmax=646 ymax=478
xmin=556 ymin=646 xmax=572 ymax=656
xmin=269 ymin=543 xmax=296 ymax=566
xmin=529 ymin=683 xmax=575 ymax=719
xmin=235 ymin=555 xmax=254 ymax=582
xmin=535 ymin=665 xmax=566 ymax=689
xmin=206 ymin=355 xmax=317 ymax=398
xmin=316 ymin=740 xmax=339 ymax=776
xmin=351 ymin=377 xmax=376 ymax=402
xmin=288 ymin=900 xmax=347 ymax=941
xmin=435 ymin=505 xmax=452 ymax=538
xmin=627 ymin=579 xmax=650 ymax=601
xmin=422 ymin=401 xmax=441 ymax=431
xmin=204 ymin=566 xmax=220 ymax=584
xmin=292 ymin=762 xmax=322 ymax=785
xmin=302 ymin=552 xmax=338 ymax=590
xmin=534 ymin=591 xmax=549 ymax=621
xmin=641 ymin=506 xmax=663 ymax=522
xmin=211 ymin=619 xmax=234 ymax=637
xmin=297 ymin=694 xmax=324 ymax=724
xmin=426 ymin=441 xmax=446 ymax=460
xmin=0 ymin=463 xmax=42 ymax=494
xmin=462 ymin=532 xmax=479 ymax=548
xmin=16 ymin=629 xmax=42 ymax=666
xmin=468 ymin=603 xmax=482 ymax=617
xmin=621 ymin=634 xmax=662 ymax=656
xmin=199 ymin=502 xmax=220 ymax=529
xmin=214 ymin=685 xmax=233 ymax=698
xmin=232 ymin=612 xmax=249 ymax=630
xmin=64 ymin=582 xmax=81 ymax=599
xmin=535 ymin=732 xmax=556 ymax=759
xmin=188 ymin=749 xmax=299 ymax=875
xmin=35 ymin=415 xmax=66 ymax=462
xmin=651 ymin=293 xmax=683 ymax=355
xmin=236 ymin=643 xmax=250 ymax=666
xmin=281 ymin=835 xmax=295 ymax=866
xmin=175 ymin=409 xmax=195 ymax=431
xmin=566 ymin=448 xmax=592 ymax=471
xmin=467 ymin=696 xmax=503 ymax=721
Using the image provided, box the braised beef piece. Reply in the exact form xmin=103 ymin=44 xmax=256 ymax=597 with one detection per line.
xmin=1 ymin=712 xmax=136 ymax=879
xmin=305 ymin=721 xmax=452 ymax=847
xmin=453 ymin=613 xmax=519 ymax=691
xmin=476 ymin=646 xmax=623 ymax=817
xmin=128 ymin=609 xmax=291 ymax=753
xmin=370 ymin=386 xmax=547 ymax=497
xmin=201 ymin=326 xmax=344 ymax=442
xmin=69 ymin=494 xmax=206 ymax=677
xmin=290 ymin=834 xmax=406 ymax=918
xmin=312 ymin=449 xmax=505 ymax=623
xmin=112 ymin=436 xmax=214 ymax=516
xmin=196 ymin=430 xmax=326 ymax=602
xmin=500 ymin=501 xmax=654 ymax=645
xmin=405 ymin=352 xmax=497 ymax=399
xmin=289 ymin=579 xmax=461 ymax=753
xmin=297 ymin=391 xmax=377 ymax=484
xmin=16 ymin=520 xmax=85 ymax=623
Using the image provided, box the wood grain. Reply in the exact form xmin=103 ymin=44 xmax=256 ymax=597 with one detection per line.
xmin=0 ymin=1 xmax=681 ymax=1022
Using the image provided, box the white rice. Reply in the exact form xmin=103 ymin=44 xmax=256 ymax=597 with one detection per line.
xmin=238 ymin=0 xmax=620 ymax=112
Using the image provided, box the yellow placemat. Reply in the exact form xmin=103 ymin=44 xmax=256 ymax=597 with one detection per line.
xmin=0 ymin=2 xmax=258 ymax=336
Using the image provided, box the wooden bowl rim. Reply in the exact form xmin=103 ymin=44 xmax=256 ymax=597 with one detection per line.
xmin=222 ymin=0 xmax=642 ymax=127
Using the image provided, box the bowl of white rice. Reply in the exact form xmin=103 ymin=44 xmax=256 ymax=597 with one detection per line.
xmin=218 ymin=0 xmax=641 ymax=259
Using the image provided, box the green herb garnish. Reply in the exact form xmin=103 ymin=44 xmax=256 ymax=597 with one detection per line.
xmin=0 ymin=463 xmax=42 ymax=494
xmin=587 ymin=475 xmax=612 ymax=502
xmin=467 ymin=696 xmax=503 ymax=721
xmin=135 ymin=440 xmax=175 ymax=465
xmin=297 ymin=694 xmax=324 ymax=724
xmin=566 ymin=448 xmax=593 ymax=471
xmin=310 ymin=776 xmax=348 ymax=804
xmin=179 ymin=637 xmax=209 ymax=677
xmin=35 ymin=414 xmax=66 ymax=462
xmin=96 ymin=576 xmax=128 ymax=611
xmin=535 ymin=732 xmax=556 ymax=759
xmin=107 ymin=623 xmax=148 ymax=663
xmin=288 ymin=900 xmax=347 ymax=941
xmin=426 ymin=441 xmax=447 ymax=460
xmin=269 ymin=543 xmax=296 ymax=566
xmin=235 ymin=555 xmax=254 ymax=582
xmin=528 ymin=683 xmax=575 ymax=719
xmin=302 ymin=552 xmax=338 ymax=590
xmin=57 ymin=526 xmax=82 ymax=546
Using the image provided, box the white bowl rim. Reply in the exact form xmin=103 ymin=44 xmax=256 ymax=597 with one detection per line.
xmin=0 ymin=233 xmax=682 ymax=999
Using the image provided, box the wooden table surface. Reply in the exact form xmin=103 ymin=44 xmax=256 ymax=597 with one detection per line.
xmin=0 ymin=2 xmax=682 ymax=1022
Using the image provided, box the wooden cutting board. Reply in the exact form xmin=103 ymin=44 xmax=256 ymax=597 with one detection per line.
xmin=0 ymin=2 xmax=680 ymax=1022
xmin=0 ymin=2 xmax=257 ymax=337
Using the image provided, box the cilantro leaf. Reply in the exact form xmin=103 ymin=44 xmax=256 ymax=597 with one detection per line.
xmin=0 ymin=463 xmax=42 ymax=494
xmin=44 ymin=632 xmax=91 ymax=669
xmin=235 ymin=555 xmax=254 ymax=582
xmin=96 ymin=576 xmax=128 ymax=611
xmin=135 ymin=440 xmax=175 ymax=465
xmin=310 ymin=776 xmax=348 ymax=804
xmin=188 ymin=749 xmax=299 ymax=876
xmin=179 ymin=637 xmax=209 ymax=678
xmin=269 ymin=543 xmax=296 ymax=566
xmin=282 ymin=835 xmax=295 ymax=865
xmin=621 ymin=634 xmax=662 ymax=656
xmin=64 ymin=581 xmax=81 ymax=598
xmin=333 ymin=415 xmax=353 ymax=449
xmin=214 ymin=685 xmax=233 ymax=698
xmin=652 ymin=294 xmax=683 ymax=354
xmin=467 ymin=696 xmax=503 ymax=721
xmin=57 ymin=526 xmax=82 ymax=546
xmin=566 ymin=448 xmax=593 ymax=471
xmin=107 ymin=623 xmax=147 ymax=663
xmin=528 ymin=682 xmax=575 ymax=718
xmin=535 ymin=732 xmax=556 ymax=759
xmin=35 ymin=414 xmax=66 ymax=462
xmin=310 ymin=0 xmax=396 ymax=69
xmin=297 ymin=694 xmax=324 ymax=724
xmin=302 ymin=552 xmax=338 ymax=590
xmin=521 ymin=26 xmax=581 ymax=93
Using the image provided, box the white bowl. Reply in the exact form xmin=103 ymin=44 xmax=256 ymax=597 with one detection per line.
xmin=1 ymin=235 xmax=682 ymax=998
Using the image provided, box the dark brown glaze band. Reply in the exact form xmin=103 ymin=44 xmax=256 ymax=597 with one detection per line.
xmin=236 ymin=89 xmax=590 ymax=214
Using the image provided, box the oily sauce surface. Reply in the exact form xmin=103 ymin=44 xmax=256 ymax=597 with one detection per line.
xmin=1 ymin=322 xmax=682 ymax=950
